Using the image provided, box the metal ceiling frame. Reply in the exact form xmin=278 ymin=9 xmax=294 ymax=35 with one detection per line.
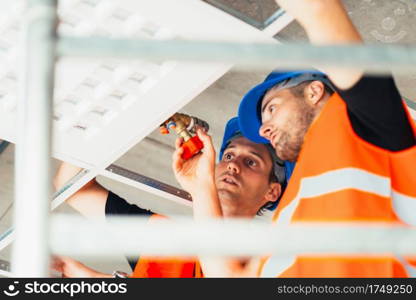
xmin=1 ymin=0 xmax=415 ymax=277
xmin=0 ymin=0 xmax=294 ymax=277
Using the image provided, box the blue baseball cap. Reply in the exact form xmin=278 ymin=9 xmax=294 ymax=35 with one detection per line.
xmin=219 ymin=117 xmax=296 ymax=210
xmin=238 ymin=70 xmax=335 ymax=144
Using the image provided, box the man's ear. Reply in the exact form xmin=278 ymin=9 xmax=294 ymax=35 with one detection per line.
xmin=264 ymin=182 xmax=281 ymax=204
xmin=305 ymin=80 xmax=326 ymax=106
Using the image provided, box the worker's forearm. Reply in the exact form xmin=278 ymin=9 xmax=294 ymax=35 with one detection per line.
xmin=199 ymin=257 xmax=257 ymax=277
xmin=190 ymin=179 xmax=222 ymax=220
xmin=276 ymin=0 xmax=363 ymax=89
xmin=276 ymin=0 xmax=361 ymax=44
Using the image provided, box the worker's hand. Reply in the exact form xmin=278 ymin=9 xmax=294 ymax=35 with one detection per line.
xmin=172 ymin=129 xmax=216 ymax=195
xmin=53 ymin=162 xmax=83 ymax=192
xmin=51 ymin=256 xmax=111 ymax=278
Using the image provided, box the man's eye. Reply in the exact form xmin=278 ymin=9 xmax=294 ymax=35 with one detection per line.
xmin=224 ymin=153 xmax=233 ymax=161
xmin=268 ymin=104 xmax=276 ymax=113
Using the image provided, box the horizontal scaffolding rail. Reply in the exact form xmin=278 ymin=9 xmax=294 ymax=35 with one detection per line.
xmin=0 ymin=259 xmax=11 ymax=277
xmin=51 ymin=215 xmax=416 ymax=258
xmin=0 ymin=269 xmax=12 ymax=278
xmin=58 ymin=38 xmax=416 ymax=74
xmin=0 ymin=164 xmax=191 ymax=252
xmin=103 ymin=164 xmax=192 ymax=206
xmin=405 ymin=97 xmax=416 ymax=111
xmin=0 ymin=140 xmax=9 ymax=154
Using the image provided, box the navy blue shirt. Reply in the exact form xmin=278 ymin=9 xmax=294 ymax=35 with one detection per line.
xmin=105 ymin=191 xmax=153 ymax=271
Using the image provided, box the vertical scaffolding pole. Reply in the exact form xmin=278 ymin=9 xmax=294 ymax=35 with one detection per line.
xmin=12 ymin=0 xmax=57 ymax=277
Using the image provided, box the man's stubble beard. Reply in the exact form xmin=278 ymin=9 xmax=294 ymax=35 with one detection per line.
xmin=217 ymin=188 xmax=239 ymax=202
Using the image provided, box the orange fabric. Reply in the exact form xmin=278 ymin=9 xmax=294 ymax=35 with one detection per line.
xmin=130 ymin=215 xmax=203 ymax=278
xmin=263 ymin=93 xmax=416 ymax=277
xmin=390 ymin=146 xmax=416 ymax=197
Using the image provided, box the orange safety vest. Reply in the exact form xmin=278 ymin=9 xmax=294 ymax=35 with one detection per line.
xmin=260 ymin=93 xmax=416 ymax=277
xmin=130 ymin=215 xmax=203 ymax=278
xmin=131 ymin=257 xmax=202 ymax=278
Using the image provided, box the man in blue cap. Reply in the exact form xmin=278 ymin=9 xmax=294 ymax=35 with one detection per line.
xmin=214 ymin=117 xmax=294 ymax=215
xmin=173 ymin=0 xmax=416 ymax=277
xmin=174 ymin=116 xmax=290 ymax=218
xmin=53 ymin=116 xmax=291 ymax=277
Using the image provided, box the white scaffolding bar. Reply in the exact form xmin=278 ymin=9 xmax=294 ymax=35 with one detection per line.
xmin=0 ymin=163 xmax=192 ymax=253
xmin=51 ymin=215 xmax=416 ymax=257
xmin=11 ymin=0 xmax=57 ymax=277
xmin=262 ymin=9 xmax=294 ymax=36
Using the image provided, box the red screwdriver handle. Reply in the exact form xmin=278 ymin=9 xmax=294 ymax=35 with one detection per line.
xmin=181 ymin=135 xmax=204 ymax=160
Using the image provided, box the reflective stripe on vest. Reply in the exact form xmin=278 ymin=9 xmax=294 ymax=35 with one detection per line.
xmin=393 ymin=191 xmax=416 ymax=225
xmin=276 ymin=168 xmax=390 ymax=225
xmin=261 ymin=255 xmax=296 ymax=278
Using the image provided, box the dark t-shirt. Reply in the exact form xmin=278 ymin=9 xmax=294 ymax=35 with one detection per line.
xmin=105 ymin=191 xmax=153 ymax=271
xmin=103 ymin=76 xmax=415 ymax=270
xmin=338 ymin=76 xmax=415 ymax=151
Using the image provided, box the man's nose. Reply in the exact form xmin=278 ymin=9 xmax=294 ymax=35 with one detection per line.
xmin=260 ymin=122 xmax=273 ymax=141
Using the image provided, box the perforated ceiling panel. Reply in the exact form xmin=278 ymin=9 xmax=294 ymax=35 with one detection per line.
xmin=0 ymin=0 xmax=280 ymax=168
